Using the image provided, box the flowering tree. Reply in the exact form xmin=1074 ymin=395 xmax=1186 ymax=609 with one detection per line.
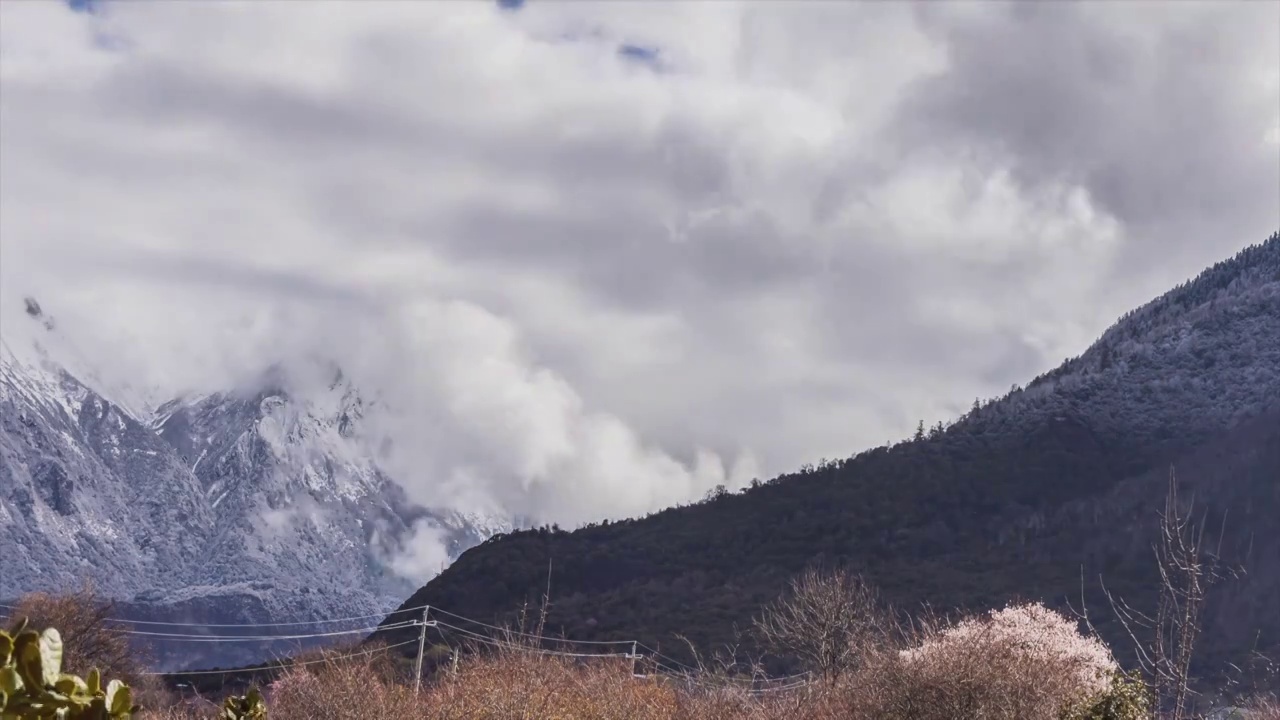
xmin=905 ymin=603 xmax=1118 ymax=698
xmin=892 ymin=602 xmax=1123 ymax=719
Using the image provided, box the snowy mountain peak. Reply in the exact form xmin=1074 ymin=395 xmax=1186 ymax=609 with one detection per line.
xmin=2 ymin=295 xmax=154 ymax=422
xmin=954 ymin=231 xmax=1280 ymax=471
xmin=1 ymin=310 xmax=510 ymax=670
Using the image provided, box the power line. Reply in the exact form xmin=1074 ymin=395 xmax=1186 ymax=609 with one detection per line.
xmin=637 ymin=643 xmax=700 ymax=674
xmin=0 ymin=601 xmax=432 ymax=628
xmin=430 ymin=607 xmax=635 ymax=646
xmin=7 ymin=599 xmax=810 ymax=691
xmin=144 ymin=638 xmax=421 ymax=676
xmin=112 ymin=621 xmax=420 ymax=642
xmin=433 ymin=621 xmax=634 ymax=660
xmin=749 ymin=680 xmax=811 ymax=694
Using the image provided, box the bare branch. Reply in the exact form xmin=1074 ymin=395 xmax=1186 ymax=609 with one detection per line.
xmin=1102 ymin=466 xmax=1237 ymax=719
xmin=752 ymin=566 xmax=890 ymax=683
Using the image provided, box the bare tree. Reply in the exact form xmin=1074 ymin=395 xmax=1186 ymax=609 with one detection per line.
xmin=6 ymin=581 xmax=137 ymax=680
xmin=1104 ymin=467 xmax=1236 ymax=719
xmin=753 ymin=566 xmax=888 ymax=682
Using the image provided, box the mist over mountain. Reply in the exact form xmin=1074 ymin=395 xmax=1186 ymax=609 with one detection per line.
xmin=1 ymin=0 xmax=1276 ymax=692
xmin=0 ymin=302 xmax=507 ymax=670
xmin=379 ymin=232 xmax=1280 ymax=683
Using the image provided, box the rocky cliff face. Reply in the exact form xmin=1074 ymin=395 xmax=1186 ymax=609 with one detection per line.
xmin=0 ymin=302 xmax=509 ymax=670
xmin=1 ymin=328 xmax=213 ymax=601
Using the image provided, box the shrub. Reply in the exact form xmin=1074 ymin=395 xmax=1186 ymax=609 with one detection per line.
xmin=421 ymin=646 xmax=679 ymax=720
xmin=903 ymin=603 xmax=1118 ymax=698
xmin=1066 ymin=671 xmax=1150 ymax=720
xmin=8 ymin=586 xmax=177 ymax=715
xmin=9 ymin=590 xmax=1166 ymax=720
xmin=1243 ymin=694 xmax=1280 ymax=720
xmin=264 ymin=642 xmax=425 ymax=720
xmin=846 ymin=602 xmax=1122 ymax=720
xmin=753 ymin=567 xmax=890 ymax=682
xmin=6 ymin=585 xmax=140 ymax=682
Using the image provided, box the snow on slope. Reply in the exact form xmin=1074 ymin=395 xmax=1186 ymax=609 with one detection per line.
xmin=0 ymin=298 xmax=510 ymax=670
xmin=962 ymin=232 xmax=1280 ymax=452
xmin=0 ymin=313 xmax=215 ymax=600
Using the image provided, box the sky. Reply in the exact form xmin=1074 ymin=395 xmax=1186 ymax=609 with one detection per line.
xmin=1 ymin=0 xmax=1277 ymax=530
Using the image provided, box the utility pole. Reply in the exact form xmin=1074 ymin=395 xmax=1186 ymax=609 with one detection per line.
xmin=414 ymin=606 xmax=433 ymax=695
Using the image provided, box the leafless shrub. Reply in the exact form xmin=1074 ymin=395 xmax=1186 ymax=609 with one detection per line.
xmin=752 ymin=566 xmax=890 ymax=682
xmin=6 ymin=582 xmax=174 ymax=711
xmin=422 ymin=639 xmax=679 ymax=720
xmin=132 ymin=600 xmax=1136 ymax=720
xmin=1104 ymin=467 xmax=1238 ymax=719
xmin=265 ymin=641 xmax=424 ymax=720
xmin=1243 ymin=693 xmax=1280 ymax=720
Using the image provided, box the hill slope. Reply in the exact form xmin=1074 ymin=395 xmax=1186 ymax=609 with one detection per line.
xmin=379 ymin=231 xmax=1280 ymax=679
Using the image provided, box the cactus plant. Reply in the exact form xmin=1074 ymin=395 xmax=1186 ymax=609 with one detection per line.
xmin=1 ymin=617 xmax=138 ymax=719
xmin=219 ymin=686 xmax=267 ymax=719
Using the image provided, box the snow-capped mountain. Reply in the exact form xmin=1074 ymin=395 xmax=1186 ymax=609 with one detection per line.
xmin=0 ymin=329 xmax=215 ymax=600
xmin=1010 ymin=236 xmax=1280 ymax=442
xmin=0 ymin=299 xmax=510 ymax=670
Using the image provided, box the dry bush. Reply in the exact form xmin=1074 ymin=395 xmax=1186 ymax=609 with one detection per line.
xmin=1244 ymin=694 xmax=1280 ymax=720
xmin=422 ymin=645 xmax=681 ymax=720
xmin=136 ymin=706 xmax=209 ymax=720
xmin=339 ymin=599 xmax=1125 ymax=720
xmin=5 ymin=583 xmax=175 ymax=712
xmin=133 ymin=603 xmax=1135 ymax=720
xmin=664 ymin=680 xmax=849 ymax=720
xmin=1104 ymin=468 xmax=1240 ymax=719
xmin=841 ymin=602 xmax=1122 ymax=720
xmin=261 ymin=641 xmax=427 ymax=720
xmin=138 ymin=642 xmax=827 ymax=720
xmin=753 ymin=566 xmax=890 ymax=682
xmin=6 ymin=584 xmax=136 ymax=677
xmin=10 ymin=585 xmax=1147 ymax=720
xmin=417 ymin=631 xmax=841 ymax=720
xmin=136 ymin=641 xmax=425 ymax=719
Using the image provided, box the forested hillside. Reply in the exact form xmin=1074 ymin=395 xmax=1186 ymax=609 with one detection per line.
xmin=378 ymin=232 xmax=1280 ymax=681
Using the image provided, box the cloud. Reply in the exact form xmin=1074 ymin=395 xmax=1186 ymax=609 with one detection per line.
xmin=898 ymin=1 xmax=1280 ymax=277
xmin=383 ymin=519 xmax=453 ymax=583
xmin=1 ymin=0 xmax=1276 ymax=530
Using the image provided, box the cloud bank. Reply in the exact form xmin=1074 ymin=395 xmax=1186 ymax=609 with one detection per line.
xmin=1 ymin=0 xmax=1276 ymax=531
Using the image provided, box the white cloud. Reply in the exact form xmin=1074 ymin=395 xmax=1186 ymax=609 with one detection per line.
xmin=1 ymin=0 xmax=1275 ymax=528
xmin=385 ymin=519 xmax=453 ymax=583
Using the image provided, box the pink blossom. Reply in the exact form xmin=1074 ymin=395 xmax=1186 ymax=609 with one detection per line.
xmin=901 ymin=602 xmax=1118 ymax=698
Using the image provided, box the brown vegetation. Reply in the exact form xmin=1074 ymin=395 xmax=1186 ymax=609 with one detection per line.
xmin=4 ymin=582 xmax=174 ymax=711
xmin=1244 ymin=695 xmax=1280 ymax=720
xmin=752 ymin=566 xmax=889 ymax=682
xmin=1104 ymin=469 xmax=1241 ymax=719
xmin=120 ymin=594 xmax=1152 ymax=720
xmin=11 ymin=476 xmax=1261 ymax=719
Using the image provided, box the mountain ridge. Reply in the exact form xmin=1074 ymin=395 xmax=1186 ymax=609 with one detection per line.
xmin=0 ymin=307 xmax=510 ymax=670
xmin=377 ymin=230 xmax=1280 ymax=682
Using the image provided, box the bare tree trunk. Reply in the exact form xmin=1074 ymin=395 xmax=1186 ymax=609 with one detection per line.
xmin=1104 ymin=467 xmax=1234 ymax=719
